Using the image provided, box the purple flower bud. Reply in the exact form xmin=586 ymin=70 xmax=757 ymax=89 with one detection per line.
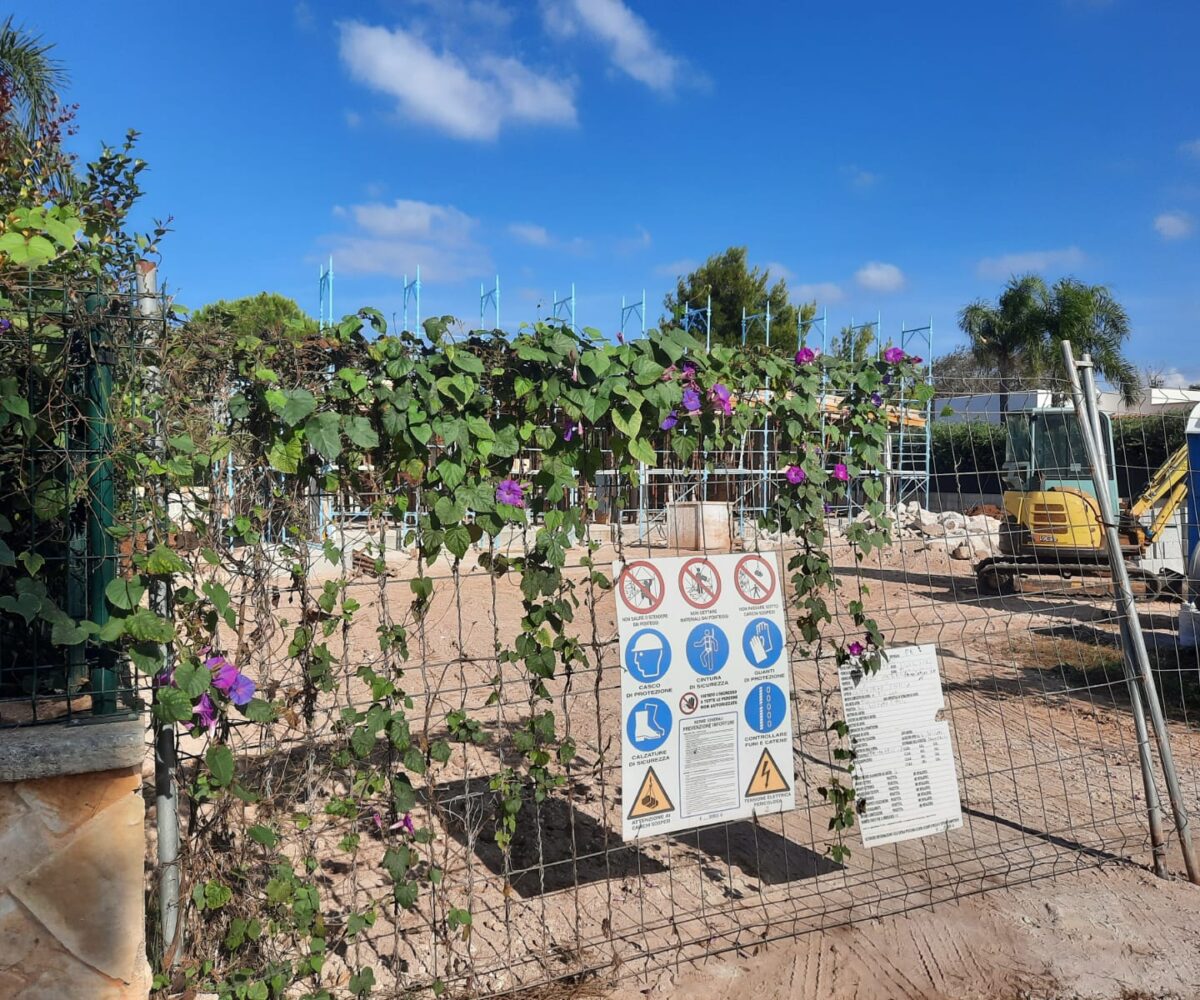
xmin=710 ymin=383 xmax=733 ymax=415
xmin=616 ymin=331 xmax=625 ymax=344
xmin=189 ymin=693 xmax=218 ymax=735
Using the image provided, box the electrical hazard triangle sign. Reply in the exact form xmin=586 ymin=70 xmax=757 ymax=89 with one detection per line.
xmin=627 ymin=765 xmax=674 ymax=819
xmin=745 ymin=747 xmax=791 ymax=798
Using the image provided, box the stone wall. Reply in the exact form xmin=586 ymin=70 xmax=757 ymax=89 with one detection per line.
xmin=0 ymin=720 xmax=150 ymax=999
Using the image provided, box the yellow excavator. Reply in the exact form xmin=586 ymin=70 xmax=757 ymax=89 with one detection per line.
xmin=975 ymin=407 xmax=1190 ymax=597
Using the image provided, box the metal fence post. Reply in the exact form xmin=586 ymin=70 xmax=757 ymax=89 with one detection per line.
xmin=139 ymin=261 xmax=182 ymax=958
xmin=1063 ymin=340 xmax=1200 ymax=883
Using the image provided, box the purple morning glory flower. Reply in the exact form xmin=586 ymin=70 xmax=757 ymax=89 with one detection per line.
xmin=870 ymin=392 xmax=883 ymax=406
xmin=189 ymin=693 xmax=218 ymax=735
xmin=785 ymin=465 xmax=806 ymax=485
xmin=682 ymin=388 xmax=702 ymax=413
xmin=883 ymin=346 xmax=905 ymax=364
xmin=660 ymin=410 xmax=679 ymax=431
xmin=847 ymin=641 xmax=864 ymax=657
xmin=681 ymin=363 xmax=697 ymax=380
xmin=833 ymin=463 xmax=850 ymax=482
xmin=229 ymin=672 xmax=256 ymax=707
xmin=824 ymin=502 xmax=833 ymax=513
xmin=710 ymin=383 xmax=733 ymax=415
xmin=207 ymin=656 xmax=238 ymax=693
xmin=882 ymin=374 xmax=892 ymax=385
xmin=795 ymin=347 xmax=816 ymax=365
xmin=389 ymin=813 xmax=416 ymax=835
xmin=496 ymin=478 xmax=525 ymax=507
xmin=0 ymin=319 xmax=11 ymax=332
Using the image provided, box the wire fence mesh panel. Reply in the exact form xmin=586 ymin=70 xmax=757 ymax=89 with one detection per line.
xmin=121 ymin=320 xmax=1200 ymax=998
xmin=0 ymin=276 xmax=164 ymax=728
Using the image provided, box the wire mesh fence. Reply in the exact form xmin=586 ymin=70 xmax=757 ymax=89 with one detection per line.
xmin=0 ymin=274 xmax=164 ymax=727
xmin=162 ymin=363 xmax=1200 ymax=997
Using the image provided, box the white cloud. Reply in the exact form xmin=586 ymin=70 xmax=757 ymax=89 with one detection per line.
xmin=1154 ymin=211 xmax=1194 ymax=240
xmin=616 ymin=224 xmax=652 ymax=253
xmin=330 ymin=199 xmax=492 ymax=281
xmin=793 ymin=281 xmax=845 ymax=304
xmin=338 ymin=21 xmax=576 ymax=141
xmin=975 ymin=246 xmax=1086 ymax=280
xmin=1148 ymin=366 xmax=1200 ymax=389
xmin=507 ymin=222 xmax=589 ymax=254
xmin=854 ymin=261 xmax=906 ymax=293
xmin=843 ymin=165 xmax=878 ymax=189
xmin=294 ymin=1 xmax=315 ymax=30
xmin=765 ymin=261 xmax=794 ymax=282
xmin=1181 ymin=139 xmax=1200 ymax=160
xmin=509 ymin=223 xmax=552 ymax=246
xmin=543 ymin=0 xmax=682 ymax=93
xmin=654 ymin=258 xmax=696 ymax=278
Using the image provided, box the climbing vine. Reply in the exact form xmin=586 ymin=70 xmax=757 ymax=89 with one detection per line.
xmin=4 ymin=253 xmax=925 ymax=997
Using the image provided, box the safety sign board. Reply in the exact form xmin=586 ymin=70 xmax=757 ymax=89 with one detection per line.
xmin=837 ymin=643 xmax=963 ymax=847
xmin=615 ymin=552 xmax=796 ymax=840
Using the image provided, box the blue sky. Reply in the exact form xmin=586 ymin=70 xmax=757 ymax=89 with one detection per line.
xmin=16 ymin=0 xmax=1200 ymax=381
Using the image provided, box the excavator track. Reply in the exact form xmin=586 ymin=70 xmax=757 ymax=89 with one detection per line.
xmin=974 ymin=555 xmax=1173 ymax=600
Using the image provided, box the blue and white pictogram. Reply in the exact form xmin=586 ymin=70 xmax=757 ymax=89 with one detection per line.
xmin=744 ymin=681 xmax=787 ymax=734
xmin=742 ymin=617 xmax=784 ymax=669
xmin=625 ymin=628 xmax=671 ymax=683
xmin=626 ymin=697 xmax=672 ymax=752
xmin=686 ymin=623 xmax=729 ymax=676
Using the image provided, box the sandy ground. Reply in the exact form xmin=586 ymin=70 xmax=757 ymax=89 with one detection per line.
xmin=170 ymin=518 xmax=1200 ymax=999
xmin=608 ymin=866 xmax=1200 ymax=1000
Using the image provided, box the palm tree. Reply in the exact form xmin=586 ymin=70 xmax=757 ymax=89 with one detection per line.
xmin=0 ymin=16 xmax=65 ymax=140
xmin=958 ymin=274 xmax=1139 ymax=415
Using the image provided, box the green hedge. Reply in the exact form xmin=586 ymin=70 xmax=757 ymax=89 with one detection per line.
xmin=929 ymin=413 xmax=1189 ymax=502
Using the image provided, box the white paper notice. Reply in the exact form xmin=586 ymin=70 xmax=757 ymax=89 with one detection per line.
xmin=615 ymin=553 xmax=796 ymax=840
xmin=837 ymin=643 xmax=963 ymax=847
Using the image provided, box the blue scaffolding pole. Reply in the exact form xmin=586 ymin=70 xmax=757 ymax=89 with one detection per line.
xmin=318 ymin=256 xmax=333 ymax=330
xmin=739 ymin=302 xmax=772 ymax=536
xmin=892 ymin=318 xmax=934 ymax=509
xmin=681 ymin=295 xmax=711 ymax=351
xmin=552 ymin=283 xmax=576 ymax=330
xmin=620 ymin=289 xmax=646 ymax=340
xmin=402 ymin=266 xmax=420 ymax=333
xmin=480 ymin=275 xmax=500 ymax=330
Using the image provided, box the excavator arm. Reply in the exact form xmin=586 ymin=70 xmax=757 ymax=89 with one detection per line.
xmin=1127 ymin=443 xmax=1190 ymax=544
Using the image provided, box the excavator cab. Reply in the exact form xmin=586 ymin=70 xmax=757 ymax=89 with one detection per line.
xmin=1001 ymin=408 xmax=1119 ymax=512
xmin=979 ymin=404 xmax=1190 ymax=597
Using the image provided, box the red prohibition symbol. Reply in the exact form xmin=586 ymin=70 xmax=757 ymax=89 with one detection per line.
xmin=678 ymin=557 xmax=722 ymax=610
xmin=734 ymin=554 xmax=777 ymax=605
xmin=618 ymin=560 xmax=666 ymax=614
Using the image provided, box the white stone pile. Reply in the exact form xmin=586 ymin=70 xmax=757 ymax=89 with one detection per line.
xmin=827 ymin=501 xmax=1002 ymax=561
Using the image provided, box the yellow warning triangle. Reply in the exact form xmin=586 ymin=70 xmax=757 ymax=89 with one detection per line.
xmin=745 ymin=747 xmax=791 ymax=797
xmin=627 ymin=765 xmax=674 ymax=819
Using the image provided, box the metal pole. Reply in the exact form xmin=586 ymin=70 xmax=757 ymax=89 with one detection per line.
xmin=1064 ymin=341 xmax=1198 ymax=882
xmin=1076 ymin=355 xmax=1167 ymax=875
xmin=140 ymin=261 xmax=182 ymax=956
